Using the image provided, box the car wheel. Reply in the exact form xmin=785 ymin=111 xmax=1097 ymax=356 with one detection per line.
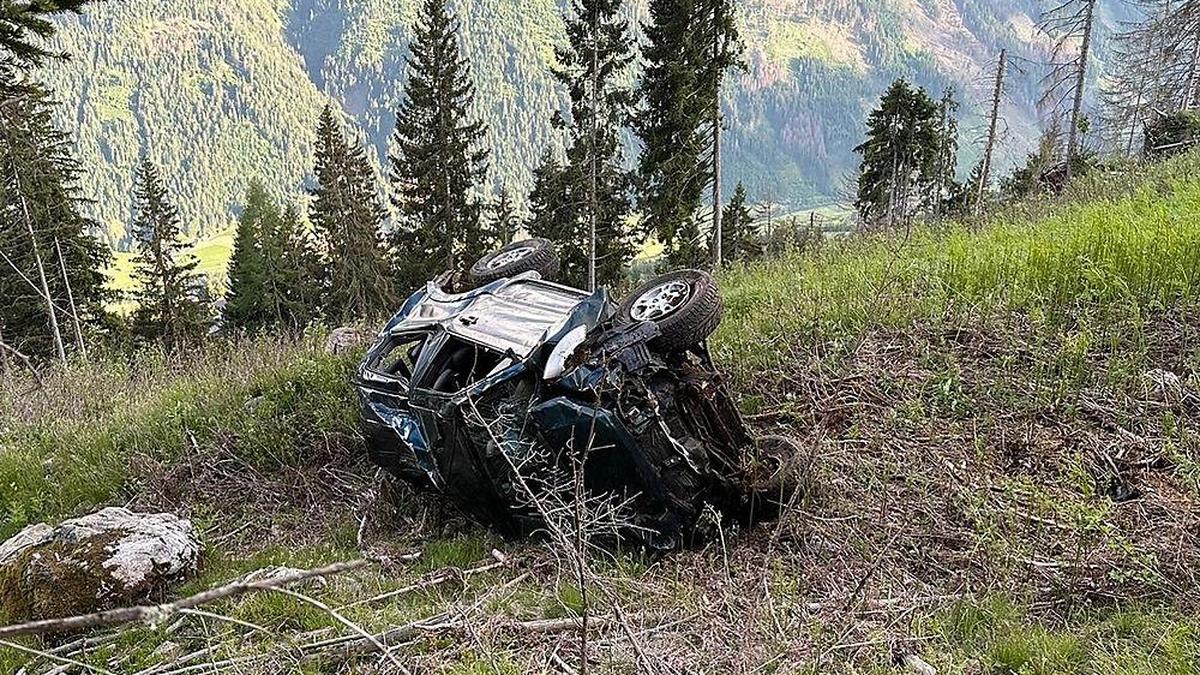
xmin=616 ymin=269 xmax=723 ymax=351
xmin=468 ymin=238 xmax=560 ymax=286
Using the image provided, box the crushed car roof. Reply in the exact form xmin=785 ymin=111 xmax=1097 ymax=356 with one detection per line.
xmin=385 ymin=273 xmax=591 ymax=357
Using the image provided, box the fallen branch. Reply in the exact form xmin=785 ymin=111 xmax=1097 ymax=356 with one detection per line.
xmin=0 ymin=560 xmax=368 ymax=639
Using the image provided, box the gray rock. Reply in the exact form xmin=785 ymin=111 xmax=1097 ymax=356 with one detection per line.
xmin=326 ymin=326 xmax=368 ymax=354
xmin=0 ymin=507 xmax=201 ymax=621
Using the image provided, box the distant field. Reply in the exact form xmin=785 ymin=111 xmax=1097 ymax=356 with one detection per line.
xmin=103 ymin=205 xmax=855 ymax=297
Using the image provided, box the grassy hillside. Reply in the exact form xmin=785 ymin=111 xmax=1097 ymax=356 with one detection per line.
xmin=43 ymin=0 xmax=1135 ymax=245
xmin=2 ymin=153 xmax=1198 ymax=672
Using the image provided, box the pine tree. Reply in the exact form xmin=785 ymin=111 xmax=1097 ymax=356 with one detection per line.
xmin=527 ymin=149 xmax=587 ymax=283
xmin=309 ymin=105 xmax=393 ymax=321
xmin=389 ymin=0 xmax=490 ymax=288
xmin=0 ymin=0 xmax=90 ymax=69
xmin=853 ymin=79 xmax=942 ymax=230
xmin=224 ymin=181 xmax=279 ymax=333
xmin=129 ymin=159 xmax=208 ymax=349
xmin=552 ymin=0 xmax=637 ymax=289
xmin=485 ymin=184 xmax=519 ymax=248
xmin=0 ymin=83 xmax=109 ymax=359
xmin=932 ymin=87 xmax=960 ymax=218
xmin=635 ymin=0 xmax=714 ymax=269
xmin=719 ymin=182 xmax=756 ymax=265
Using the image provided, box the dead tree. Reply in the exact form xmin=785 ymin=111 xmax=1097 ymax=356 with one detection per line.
xmin=977 ymin=49 xmax=1007 ymax=213
xmin=1040 ymin=0 xmax=1100 ymax=179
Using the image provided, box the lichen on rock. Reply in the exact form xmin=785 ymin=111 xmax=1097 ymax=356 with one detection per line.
xmin=0 ymin=507 xmax=201 ymax=622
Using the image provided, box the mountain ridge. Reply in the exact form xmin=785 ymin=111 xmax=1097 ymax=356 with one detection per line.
xmin=43 ymin=0 xmax=1130 ymax=247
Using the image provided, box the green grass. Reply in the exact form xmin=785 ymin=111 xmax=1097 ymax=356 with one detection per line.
xmin=4 ymin=154 xmax=1200 ymax=672
xmin=918 ymin=598 xmax=1200 ymax=674
xmin=0 ymin=332 xmax=362 ymax=540
xmin=715 ymin=152 xmax=1200 ymax=381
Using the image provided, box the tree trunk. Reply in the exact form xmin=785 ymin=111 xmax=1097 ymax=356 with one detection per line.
xmin=54 ymin=237 xmax=87 ymax=357
xmin=12 ymin=166 xmax=67 ymax=364
xmin=978 ymin=49 xmax=1007 ymax=214
xmin=587 ymin=5 xmax=599 ymax=292
xmin=1184 ymin=27 xmax=1200 ymax=110
xmin=1065 ymin=0 xmax=1098 ymax=180
xmin=711 ymin=3 xmax=723 ymax=270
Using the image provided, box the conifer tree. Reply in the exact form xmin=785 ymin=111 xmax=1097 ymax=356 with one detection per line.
xmin=719 ymin=182 xmax=756 ymax=265
xmin=1040 ymin=0 xmax=1099 ymax=179
xmin=636 ymin=0 xmax=740 ymax=269
xmin=853 ymin=79 xmax=942 ymax=230
xmin=224 ymin=181 xmax=280 ymax=333
xmin=485 ymin=184 xmax=519 ymax=248
xmin=0 ymin=84 xmax=109 ymax=359
xmin=129 ymin=159 xmax=208 ymax=349
xmin=389 ymin=0 xmax=490 ymax=288
xmin=527 ymin=150 xmax=587 ymax=282
xmin=552 ymin=0 xmax=637 ymax=289
xmin=0 ymin=0 xmax=90 ymax=69
xmin=932 ymin=87 xmax=960 ymax=218
xmin=309 ymin=105 xmax=393 ymax=321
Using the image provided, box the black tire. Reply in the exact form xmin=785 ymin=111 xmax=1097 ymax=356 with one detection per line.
xmin=468 ymin=238 xmax=560 ymax=286
xmin=616 ymin=269 xmax=723 ymax=351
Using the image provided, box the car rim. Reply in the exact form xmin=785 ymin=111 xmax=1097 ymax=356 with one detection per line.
xmin=486 ymin=246 xmax=535 ymax=270
xmin=630 ymin=280 xmax=691 ymax=322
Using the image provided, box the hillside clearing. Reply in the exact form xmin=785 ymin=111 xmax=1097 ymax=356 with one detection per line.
xmin=3 ymin=154 xmax=1200 ymax=673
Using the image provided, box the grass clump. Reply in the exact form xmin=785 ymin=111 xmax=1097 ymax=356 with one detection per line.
xmin=0 ymin=332 xmax=363 ymax=539
xmin=715 ymin=152 xmax=1200 ymax=379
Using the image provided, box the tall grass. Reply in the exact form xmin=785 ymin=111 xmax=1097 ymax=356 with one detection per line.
xmin=714 ymin=152 xmax=1200 ymax=376
xmin=0 ymin=333 xmax=362 ymax=540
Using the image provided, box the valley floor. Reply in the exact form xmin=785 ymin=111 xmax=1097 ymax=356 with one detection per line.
xmin=3 ymin=153 xmax=1200 ymax=673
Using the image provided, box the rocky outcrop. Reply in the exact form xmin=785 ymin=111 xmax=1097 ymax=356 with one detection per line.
xmin=0 ymin=508 xmax=201 ymax=621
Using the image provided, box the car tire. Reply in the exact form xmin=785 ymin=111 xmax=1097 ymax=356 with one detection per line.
xmin=616 ymin=269 xmax=723 ymax=351
xmin=468 ymin=238 xmax=560 ymax=286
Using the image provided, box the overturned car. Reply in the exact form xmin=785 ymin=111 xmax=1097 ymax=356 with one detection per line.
xmin=353 ymin=238 xmax=794 ymax=549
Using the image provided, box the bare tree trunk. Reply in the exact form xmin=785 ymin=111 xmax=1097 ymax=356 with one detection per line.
xmin=11 ymin=166 xmax=67 ymax=364
xmin=977 ymin=49 xmax=1007 ymax=214
xmin=587 ymin=5 xmax=599 ymax=292
xmin=54 ymin=238 xmax=87 ymax=357
xmin=1065 ymin=0 xmax=1098 ymax=181
xmin=711 ymin=4 xmax=723 ymax=270
xmin=1185 ymin=28 xmax=1200 ymax=110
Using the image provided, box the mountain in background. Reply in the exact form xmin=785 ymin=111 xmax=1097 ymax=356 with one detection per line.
xmin=44 ymin=0 xmax=1134 ymax=248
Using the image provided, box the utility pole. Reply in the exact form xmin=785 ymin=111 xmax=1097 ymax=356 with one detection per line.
xmin=977 ymin=49 xmax=1007 ymax=214
xmin=1065 ymin=0 xmax=1098 ymax=181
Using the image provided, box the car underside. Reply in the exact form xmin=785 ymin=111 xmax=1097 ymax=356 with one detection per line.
xmin=354 ymin=239 xmax=795 ymax=549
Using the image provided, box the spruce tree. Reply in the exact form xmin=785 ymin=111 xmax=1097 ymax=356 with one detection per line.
xmin=0 ymin=0 xmax=90 ymax=68
xmin=485 ymin=184 xmax=519 ymax=248
xmin=389 ymin=0 xmax=490 ymax=288
xmin=853 ymin=79 xmax=942 ymax=229
xmin=636 ymin=0 xmax=739 ymax=269
xmin=129 ymin=159 xmax=208 ymax=349
xmin=719 ymin=182 xmax=756 ymax=265
xmin=552 ymin=0 xmax=637 ymax=288
xmin=224 ymin=181 xmax=277 ymax=333
xmin=527 ymin=149 xmax=587 ymax=282
xmin=310 ymin=105 xmax=394 ymax=321
xmin=0 ymin=84 xmax=109 ymax=359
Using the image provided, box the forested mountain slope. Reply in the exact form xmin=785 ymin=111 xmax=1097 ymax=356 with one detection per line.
xmin=45 ymin=0 xmax=1132 ymax=246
